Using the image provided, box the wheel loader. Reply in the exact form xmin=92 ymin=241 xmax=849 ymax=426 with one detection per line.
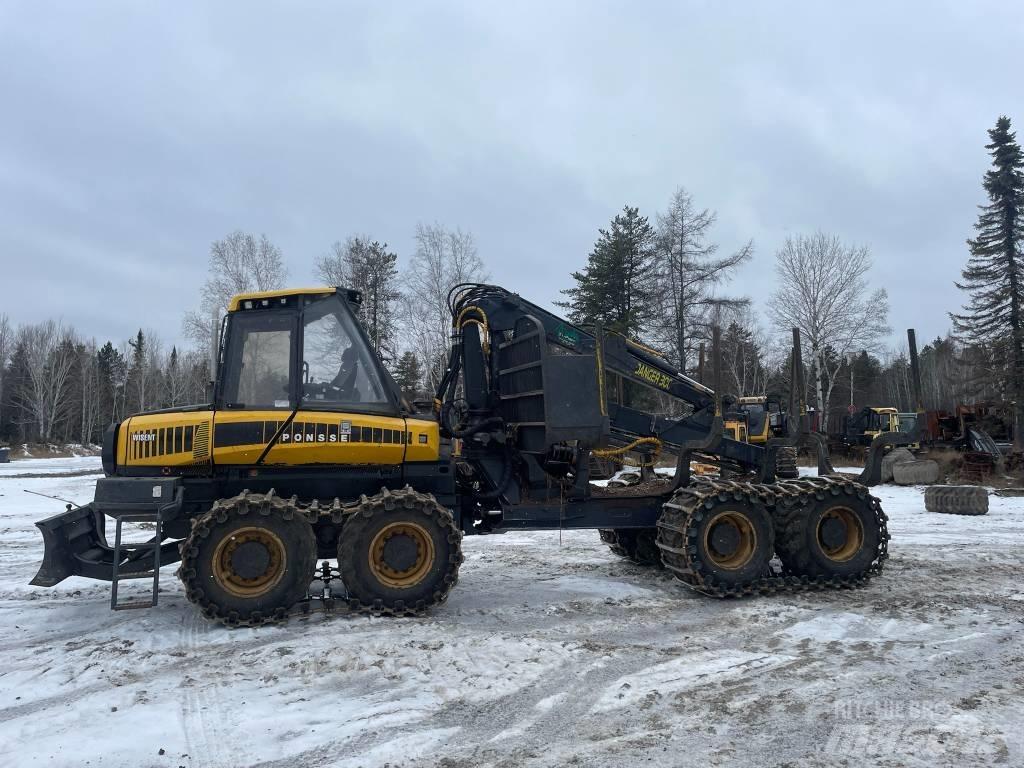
xmin=29 ymin=284 xmax=923 ymax=626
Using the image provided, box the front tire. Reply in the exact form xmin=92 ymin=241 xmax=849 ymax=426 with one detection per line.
xmin=180 ymin=491 xmax=317 ymax=626
xmin=339 ymin=487 xmax=463 ymax=614
xmin=658 ymin=488 xmax=775 ymax=590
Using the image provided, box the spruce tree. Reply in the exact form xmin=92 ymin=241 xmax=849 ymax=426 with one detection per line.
xmin=96 ymin=342 xmax=125 ymax=424
xmin=354 ymin=240 xmax=401 ymax=361
xmin=953 ymin=116 xmax=1024 ymax=449
xmin=392 ymin=351 xmax=424 ymax=402
xmin=558 ymin=205 xmax=657 ymax=338
xmin=315 ymin=237 xmax=401 ymax=360
xmin=126 ymin=330 xmax=147 ymax=414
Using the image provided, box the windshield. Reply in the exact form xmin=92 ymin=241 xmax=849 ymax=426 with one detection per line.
xmin=301 ymin=296 xmax=388 ymax=408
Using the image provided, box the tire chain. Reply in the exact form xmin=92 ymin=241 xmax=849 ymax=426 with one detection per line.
xmin=178 ymin=486 xmax=463 ymax=628
xmin=655 ymin=475 xmax=890 ymax=598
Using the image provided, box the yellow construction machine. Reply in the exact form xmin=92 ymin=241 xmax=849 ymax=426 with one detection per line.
xmin=28 ymin=284 xmax=916 ymax=625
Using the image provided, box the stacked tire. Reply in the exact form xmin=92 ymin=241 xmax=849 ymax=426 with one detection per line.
xmin=776 ymin=447 xmax=799 ymax=480
xmin=923 ymin=485 xmax=988 ymax=516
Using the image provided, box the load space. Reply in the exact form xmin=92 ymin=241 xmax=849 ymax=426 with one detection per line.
xmin=28 ymin=283 xmax=923 ymax=625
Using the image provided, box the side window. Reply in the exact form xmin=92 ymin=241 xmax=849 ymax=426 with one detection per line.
xmin=301 ymin=298 xmax=388 ymax=407
xmin=220 ymin=314 xmax=294 ymax=408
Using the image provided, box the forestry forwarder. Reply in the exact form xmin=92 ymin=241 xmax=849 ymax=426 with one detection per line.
xmin=29 ymin=284 xmax=923 ymax=626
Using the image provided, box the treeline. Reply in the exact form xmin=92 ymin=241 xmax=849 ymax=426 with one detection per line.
xmin=0 ymin=221 xmax=485 ymax=446
xmin=0 ymin=318 xmax=209 ymax=445
xmin=716 ymin=320 xmax=1010 ymax=416
xmin=3 ymin=116 xmax=1022 ymax=447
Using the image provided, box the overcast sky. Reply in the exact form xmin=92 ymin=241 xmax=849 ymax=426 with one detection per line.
xmin=2 ymin=2 xmax=1021 ymax=354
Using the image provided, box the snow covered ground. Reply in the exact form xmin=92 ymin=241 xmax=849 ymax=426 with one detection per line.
xmin=0 ymin=455 xmax=103 ymax=478
xmin=1 ymin=461 xmax=1022 ymax=767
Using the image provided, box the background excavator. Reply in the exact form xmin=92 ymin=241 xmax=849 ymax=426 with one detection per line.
xmin=28 ymin=284 xmax=924 ymax=626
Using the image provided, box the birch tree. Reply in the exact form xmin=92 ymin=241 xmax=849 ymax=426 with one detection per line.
xmin=767 ymin=233 xmax=890 ymax=431
xmin=78 ymin=340 xmax=102 ymax=444
xmin=401 ymin=223 xmax=488 ymax=390
xmin=0 ymin=314 xmax=10 ymax=439
xmin=184 ymin=231 xmax=288 ymax=349
xmin=17 ymin=321 xmax=79 ymax=440
xmin=720 ymin=311 xmax=770 ymax=398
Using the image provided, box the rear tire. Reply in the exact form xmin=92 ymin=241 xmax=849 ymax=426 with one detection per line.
xmin=180 ymin=492 xmax=316 ymax=627
xmin=339 ymin=487 xmax=462 ymax=614
xmin=774 ymin=486 xmax=881 ymax=578
xmin=598 ymin=528 xmax=662 ymax=566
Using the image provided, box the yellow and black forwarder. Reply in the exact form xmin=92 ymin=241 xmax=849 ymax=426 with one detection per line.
xmin=30 ymin=284 xmax=922 ymax=626
xmin=723 ymin=395 xmax=787 ymax=445
xmin=722 ymin=395 xmax=798 ymax=479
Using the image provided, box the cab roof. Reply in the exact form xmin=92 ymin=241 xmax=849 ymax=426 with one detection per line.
xmin=228 ymin=287 xmax=341 ymax=312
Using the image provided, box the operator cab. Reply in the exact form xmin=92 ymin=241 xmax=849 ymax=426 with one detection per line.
xmin=218 ymin=287 xmax=403 ymax=416
xmin=725 ymin=395 xmax=785 ymax=444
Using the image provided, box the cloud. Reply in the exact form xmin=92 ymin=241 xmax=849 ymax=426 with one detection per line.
xmin=1 ymin=1 xmax=1020 ymax=350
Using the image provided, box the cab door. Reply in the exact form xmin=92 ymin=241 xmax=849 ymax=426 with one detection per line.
xmin=213 ymin=306 xmax=299 ymax=466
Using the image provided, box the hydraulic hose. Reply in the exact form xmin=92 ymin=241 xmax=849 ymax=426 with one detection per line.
xmin=473 ymin=446 xmax=514 ymax=499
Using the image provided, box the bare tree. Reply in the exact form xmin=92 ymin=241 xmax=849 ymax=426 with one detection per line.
xmin=78 ymin=340 xmax=102 ymax=445
xmin=0 ymin=314 xmax=10 ymax=440
xmin=314 ymin=240 xmax=350 ymax=287
xmin=653 ymin=187 xmax=752 ymax=373
xmin=767 ymin=233 xmax=890 ymax=431
xmin=720 ymin=308 xmax=771 ymax=397
xmin=400 ymin=223 xmax=488 ymax=390
xmin=17 ymin=321 xmax=79 ymax=441
xmin=184 ymin=231 xmax=288 ymax=349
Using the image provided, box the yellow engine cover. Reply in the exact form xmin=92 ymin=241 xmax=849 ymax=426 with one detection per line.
xmin=118 ymin=410 xmax=440 ymax=468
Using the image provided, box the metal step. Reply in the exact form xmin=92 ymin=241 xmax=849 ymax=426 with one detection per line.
xmin=110 ymin=513 xmax=162 ymax=610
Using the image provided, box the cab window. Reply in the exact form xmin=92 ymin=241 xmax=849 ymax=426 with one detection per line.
xmin=220 ymin=312 xmax=294 ymax=408
xmin=301 ymin=297 xmax=388 ymax=408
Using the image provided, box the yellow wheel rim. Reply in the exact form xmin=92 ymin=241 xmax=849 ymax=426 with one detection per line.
xmin=816 ymin=506 xmax=864 ymax=562
xmin=368 ymin=521 xmax=435 ymax=588
xmin=703 ymin=511 xmax=757 ymax=570
xmin=212 ymin=526 xmax=287 ymax=598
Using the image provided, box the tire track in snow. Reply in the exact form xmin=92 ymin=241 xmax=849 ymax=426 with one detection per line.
xmin=179 ymin=610 xmax=234 ymax=768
